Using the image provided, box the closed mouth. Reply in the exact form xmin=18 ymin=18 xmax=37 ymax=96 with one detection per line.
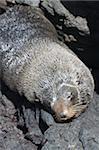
xmin=53 ymin=103 xmax=87 ymax=122
xmin=53 ymin=114 xmax=75 ymax=123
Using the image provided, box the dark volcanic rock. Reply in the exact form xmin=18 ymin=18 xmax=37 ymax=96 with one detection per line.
xmin=60 ymin=1 xmax=99 ymax=93
xmin=41 ymin=93 xmax=99 ymax=150
xmin=23 ymin=107 xmax=43 ymax=145
xmin=0 ymin=91 xmax=37 ymax=150
xmin=40 ymin=0 xmax=89 ymax=34
xmin=92 ymin=69 xmax=99 ymax=94
xmin=40 ymin=110 xmax=55 ymax=127
xmin=1 ymin=87 xmax=99 ymax=150
xmin=60 ymin=1 xmax=99 ymax=69
xmin=40 ymin=0 xmax=90 ymax=49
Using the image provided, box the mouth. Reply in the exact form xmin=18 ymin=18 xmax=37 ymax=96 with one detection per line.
xmin=53 ymin=110 xmax=76 ymax=123
xmin=52 ymin=103 xmax=87 ymax=122
xmin=53 ymin=114 xmax=75 ymax=123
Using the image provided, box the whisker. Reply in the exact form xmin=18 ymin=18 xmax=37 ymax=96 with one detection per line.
xmin=73 ymin=105 xmax=87 ymax=109
xmin=71 ymin=104 xmax=87 ymax=111
xmin=73 ymin=102 xmax=83 ymax=106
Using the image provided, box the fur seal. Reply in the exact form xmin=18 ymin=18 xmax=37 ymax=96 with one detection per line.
xmin=0 ymin=5 xmax=94 ymax=122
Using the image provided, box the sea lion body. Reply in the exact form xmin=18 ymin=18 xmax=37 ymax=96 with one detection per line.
xmin=0 ymin=6 xmax=94 ymax=122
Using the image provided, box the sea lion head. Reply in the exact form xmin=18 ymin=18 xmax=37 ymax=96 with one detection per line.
xmin=51 ymin=83 xmax=87 ymax=122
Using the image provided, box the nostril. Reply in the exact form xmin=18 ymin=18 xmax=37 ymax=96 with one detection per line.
xmin=60 ymin=112 xmax=67 ymax=118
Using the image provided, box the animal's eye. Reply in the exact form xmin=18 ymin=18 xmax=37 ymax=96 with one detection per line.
xmin=67 ymin=95 xmax=71 ymax=98
xmin=67 ymin=92 xmax=73 ymax=100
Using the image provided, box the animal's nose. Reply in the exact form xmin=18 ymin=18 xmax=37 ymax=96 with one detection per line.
xmin=60 ymin=112 xmax=67 ymax=118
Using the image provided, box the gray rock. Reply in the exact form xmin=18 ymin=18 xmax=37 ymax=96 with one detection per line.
xmin=42 ymin=123 xmax=83 ymax=150
xmin=57 ymin=1 xmax=99 ymax=70
xmin=41 ymin=93 xmax=99 ymax=150
xmin=0 ymin=92 xmax=37 ymax=150
xmin=0 ymin=129 xmax=37 ymax=150
xmin=41 ymin=109 xmax=55 ymax=127
xmin=23 ymin=107 xmax=43 ymax=145
xmin=40 ymin=0 xmax=90 ymax=36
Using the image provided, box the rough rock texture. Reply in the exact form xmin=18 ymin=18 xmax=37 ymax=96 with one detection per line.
xmin=59 ymin=1 xmax=99 ymax=68
xmin=0 ymin=91 xmax=38 ymax=150
xmin=41 ymin=93 xmax=99 ymax=150
xmin=40 ymin=0 xmax=89 ymax=35
xmin=0 ymin=85 xmax=99 ymax=150
xmin=0 ymin=0 xmax=99 ymax=150
xmin=40 ymin=0 xmax=90 ymax=60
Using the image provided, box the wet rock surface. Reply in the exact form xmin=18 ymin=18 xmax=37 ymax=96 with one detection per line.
xmin=0 ymin=0 xmax=99 ymax=150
